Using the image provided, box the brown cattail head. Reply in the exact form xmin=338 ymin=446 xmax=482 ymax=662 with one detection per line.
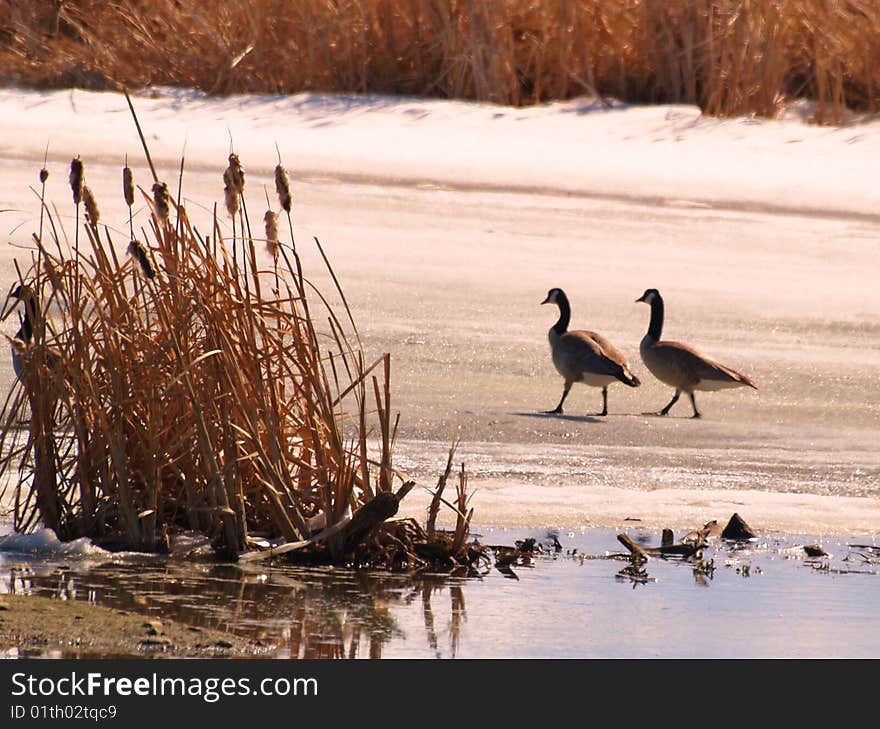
xmin=69 ymin=156 xmax=83 ymax=205
xmin=264 ymin=210 xmax=279 ymax=261
xmin=226 ymin=153 xmax=245 ymax=194
xmin=82 ymin=185 xmax=99 ymax=227
xmin=274 ymin=164 xmax=291 ymax=213
xmin=39 ymin=168 xmax=49 ymax=184
xmin=152 ymin=181 xmax=169 ymax=222
xmin=123 ymin=166 xmax=135 ymax=208
xmin=127 ymin=240 xmax=156 ymax=279
xmin=223 ymin=170 xmax=239 ymax=219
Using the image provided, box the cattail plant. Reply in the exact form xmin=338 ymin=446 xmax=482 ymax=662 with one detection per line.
xmin=123 ymin=162 xmax=135 ymax=241
xmin=274 ymin=164 xmax=292 ymax=214
xmin=82 ymin=185 xmax=99 ymax=229
xmin=68 ymin=157 xmax=83 ymax=205
xmin=223 ymin=153 xmax=245 ymax=219
xmin=223 ymin=174 xmax=240 ymax=219
xmin=225 ymin=153 xmax=245 ymax=194
xmin=122 ymin=164 xmax=135 ymax=208
xmin=0 ymin=109 xmax=484 ymax=569
xmin=264 ymin=209 xmax=279 ymax=263
xmin=127 ymin=239 xmax=155 ymax=279
xmin=222 ymin=152 xmax=251 ymax=283
xmin=69 ymin=156 xmax=84 ymax=300
xmin=152 ymin=181 xmax=170 ymax=223
xmin=37 ymin=155 xmax=49 ymax=246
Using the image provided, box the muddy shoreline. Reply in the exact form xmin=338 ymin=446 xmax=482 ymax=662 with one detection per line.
xmin=0 ymin=594 xmax=276 ymax=659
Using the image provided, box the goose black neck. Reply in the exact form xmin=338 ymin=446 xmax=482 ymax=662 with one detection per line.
xmin=552 ymin=293 xmax=570 ymax=335
xmin=15 ymin=296 xmax=35 ymax=343
xmin=647 ymin=294 xmax=664 ymax=341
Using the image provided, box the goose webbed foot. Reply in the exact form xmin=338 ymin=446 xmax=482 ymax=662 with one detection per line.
xmin=543 ymin=406 xmax=564 ymax=415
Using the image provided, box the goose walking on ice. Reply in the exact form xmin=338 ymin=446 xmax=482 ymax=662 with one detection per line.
xmin=541 ymin=288 xmax=640 ymax=416
xmin=635 ymin=288 xmax=756 ymax=418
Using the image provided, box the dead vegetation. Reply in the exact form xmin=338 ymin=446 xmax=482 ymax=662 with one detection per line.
xmin=1 ymin=1 xmax=879 ymax=122
xmin=617 ymin=512 xmax=758 ymax=562
xmin=0 ymin=94 xmax=486 ymax=571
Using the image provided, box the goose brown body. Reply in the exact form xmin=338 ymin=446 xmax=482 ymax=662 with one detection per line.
xmin=542 ymin=288 xmax=640 ymax=416
xmin=636 ymin=288 xmax=756 ymax=418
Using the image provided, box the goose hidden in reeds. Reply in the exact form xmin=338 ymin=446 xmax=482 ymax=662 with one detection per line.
xmin=3 ymin=284 xmax=61 ymax=387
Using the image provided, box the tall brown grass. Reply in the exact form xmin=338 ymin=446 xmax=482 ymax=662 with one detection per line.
xmin=2 ymin=1 xmax=879 ymax=122
xmin=0 ymin=132 xmax=481 ymax=566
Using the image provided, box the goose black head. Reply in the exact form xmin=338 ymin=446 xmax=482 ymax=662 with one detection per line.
xmin=5 ymin=284 xmax=36 ymax=312
xmin=541 ymin=288 xmax=565 ymax=306
xmin=2 ymin=284 xmax=25 ymax=322
xmin=636 ymin=288 xmax=661 ymax=305
xmin=2 ymin=284 xmax=37 ymax=340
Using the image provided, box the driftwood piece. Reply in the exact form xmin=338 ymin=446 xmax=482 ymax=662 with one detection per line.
xmin=721 ymin=512 xmax=757 ymax=540
xmin=617 ymin=532 xmax=701 ymax=559
xmin=238 ymin=514 xmax=351 ymax=563
xmin=239 ymin=481 xmax=417 ymax=563
xmin=342 ymin=482 xmax=415 ymax=553
xmin=617 ymin=533 xmax=649 ymax=559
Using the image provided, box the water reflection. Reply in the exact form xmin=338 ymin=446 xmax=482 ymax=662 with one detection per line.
xmin=2 ymin=528 xmax=877 ymax=658
xmin=1 ymin=558 xmax=474 ymax=659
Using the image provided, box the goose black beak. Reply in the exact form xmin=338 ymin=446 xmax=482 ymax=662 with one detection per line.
xmin=635 ymin=294 xmax=646 ymax=303
xmin=540 ymin=296 xmax=551 ymax=305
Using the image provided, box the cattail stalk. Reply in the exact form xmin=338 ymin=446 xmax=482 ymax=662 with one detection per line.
xmin=35 ymin=163 xmax=49 ymax=304
xmin=123 ymin=162 xmax=135 ymax=240
xmin=37 ymin=156 xmax=48 ymax=253
xmin=223 ymin=152 xmax=250 ymax=286
xmin=69 ymin=156 xmax=84 ymax=301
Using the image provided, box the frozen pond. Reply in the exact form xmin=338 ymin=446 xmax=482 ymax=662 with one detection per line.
xmin=0 ymin=88 xmax=878 ymax=659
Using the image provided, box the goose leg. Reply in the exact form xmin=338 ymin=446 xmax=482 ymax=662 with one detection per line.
xmin=599 ymin=387 xmax=608 ymax=417
xmin=688 ymin=392 xmax=701 ymax=419
xmin=658 ymin=389 xmax=681 ymax=416
xmin=545 ymin=382 xmax=572 ymax=415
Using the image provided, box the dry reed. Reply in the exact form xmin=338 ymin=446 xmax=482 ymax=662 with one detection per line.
xmin=2 ymin=1 xmax=880 ymax=122
xmin=0 ymin=133 xmax=482 ymax=569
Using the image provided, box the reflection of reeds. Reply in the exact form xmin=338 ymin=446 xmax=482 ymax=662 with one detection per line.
xmin=0 ymin=144 xmax=451 ymax=564
xmin=13 ymin=560 xmax=462 ymax=658
xmin=5 ymin=1 xmax=880 ymax=121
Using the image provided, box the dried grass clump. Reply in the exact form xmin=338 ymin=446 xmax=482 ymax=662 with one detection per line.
xmin=0 ymin=130 xmax=483 ymax=570
xmin=2 ymin=1 xmax=880 ymax=122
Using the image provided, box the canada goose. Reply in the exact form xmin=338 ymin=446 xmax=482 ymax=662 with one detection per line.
xmin=6 ymin=285 xmax=36 ymax=381
xmin=4 ymin=285 xmax=60 ymax=385
xmin=541 ymin=288 xmax=640 ymax=416
xmin=635 ymin=288 xmax=756 ymax=418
